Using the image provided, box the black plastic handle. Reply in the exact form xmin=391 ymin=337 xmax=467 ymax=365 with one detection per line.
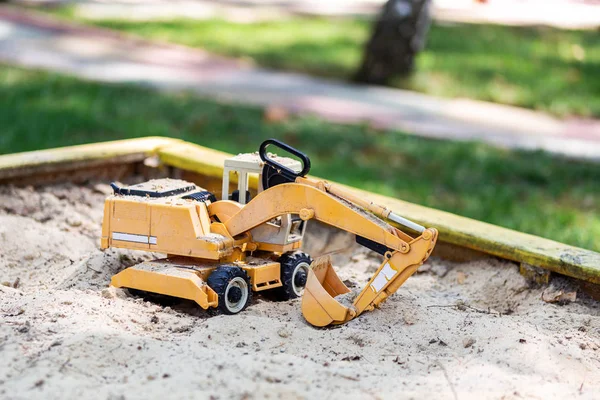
xmin=259 ymin=139 xmax=311 ymax=178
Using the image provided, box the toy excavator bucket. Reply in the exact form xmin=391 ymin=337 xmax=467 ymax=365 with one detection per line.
xmin=302 ymin=228 xmax=439 ymax=327
xmin=302 ymin=256 xmax=355 ymax=327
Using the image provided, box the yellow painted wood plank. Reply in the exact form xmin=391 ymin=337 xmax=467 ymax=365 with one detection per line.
xmin=158 ymin=141 xmax=600 ymax=285
xmin=157 ymin=141 xmax=260 ymax=187
xmin=366 ymin=191 xmax=600 ymax=284
xmin=0 ymin=137 xmax=181 ymax=178
xmin=157 ymin=142 xmax=231 ymax=180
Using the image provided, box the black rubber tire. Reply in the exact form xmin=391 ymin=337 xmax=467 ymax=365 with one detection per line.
xmin=275 ymin=251 xmax=313 ymax=301
xmin=207 ymin=266 xmax=252 ymax=315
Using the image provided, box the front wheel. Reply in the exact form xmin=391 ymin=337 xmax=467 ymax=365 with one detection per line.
xmin=207 ymin=266 xmax=252 ymax=315
xmin=275 ymin=251 xmax=312 ymax=301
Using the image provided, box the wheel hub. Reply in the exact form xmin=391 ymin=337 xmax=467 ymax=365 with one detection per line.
xmin=294 ymin=270 xmax=307 ymax=288
xmin=227 ymin=286 xmax=243 ymax=303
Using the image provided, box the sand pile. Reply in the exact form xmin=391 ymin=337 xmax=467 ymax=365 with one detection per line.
xmin=1 ymin=183 xmax=599 ymax=400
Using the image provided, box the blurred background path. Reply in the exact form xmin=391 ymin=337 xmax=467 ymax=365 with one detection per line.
xmin=13 ymin=0 xmax=600 ymax=29
xmin=2 ymin=7 xmax=599 ymax=160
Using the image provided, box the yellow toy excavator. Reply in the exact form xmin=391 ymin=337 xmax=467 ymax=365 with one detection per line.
xmin=100 ymin=139 xmax=437 ymax=326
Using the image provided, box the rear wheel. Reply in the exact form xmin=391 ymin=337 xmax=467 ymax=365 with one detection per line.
xmin=207 ymin=266 xmax=252 ymax=315
xmin=275 ymin=251 xmax=312 ymax=301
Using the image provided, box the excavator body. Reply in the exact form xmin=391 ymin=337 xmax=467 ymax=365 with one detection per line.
xmin=101 ymin=139 xmax=437 ymax=324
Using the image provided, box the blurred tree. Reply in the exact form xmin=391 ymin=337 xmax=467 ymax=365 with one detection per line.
xmin=354 ymin=0 xmax=432 ymax=85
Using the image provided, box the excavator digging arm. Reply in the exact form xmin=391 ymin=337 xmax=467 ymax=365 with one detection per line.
xmin=213 ymin=179 xmax=438 ymax=327
xmin=222 ymin=182 xmax=411 ymax=252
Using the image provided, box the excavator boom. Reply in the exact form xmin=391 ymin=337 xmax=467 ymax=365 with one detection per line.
xmin=220 ymin=182 xmax=410 ymax=252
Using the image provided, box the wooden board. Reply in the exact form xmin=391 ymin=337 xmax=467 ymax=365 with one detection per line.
xmin=1 ymin=137 xmax=599 ymax=284
xmin=158 ymin=141 xmax=260 ymax=188
xmin=0 ymin=137 xmax=180 ymax=180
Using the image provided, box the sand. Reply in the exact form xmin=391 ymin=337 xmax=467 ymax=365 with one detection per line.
xmin=1 ymin=183 xmax=599 ymax=400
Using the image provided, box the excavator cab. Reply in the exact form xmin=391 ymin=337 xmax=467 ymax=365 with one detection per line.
xmin=221 ymin=139 xmax=312 ymax=250
xmin=221 ymin=139 xmax=311 ymax=204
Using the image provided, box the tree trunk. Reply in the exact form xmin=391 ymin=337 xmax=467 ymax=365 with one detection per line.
xmin=354 ymin=0 xmax=432 ymax=85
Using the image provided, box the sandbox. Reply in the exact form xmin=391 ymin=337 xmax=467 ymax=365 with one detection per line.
xmin=1 ymin=139 xmax=598 ymax=399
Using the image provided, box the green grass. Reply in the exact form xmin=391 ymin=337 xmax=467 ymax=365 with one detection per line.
xmin=1 ymin=64 xmax=599 ymax=252
xmin=45 ymin=8 xmax=600 ymax=117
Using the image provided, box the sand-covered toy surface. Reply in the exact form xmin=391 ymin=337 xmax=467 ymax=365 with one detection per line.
xmin=1 ymin=183 xmax=599 ymax=400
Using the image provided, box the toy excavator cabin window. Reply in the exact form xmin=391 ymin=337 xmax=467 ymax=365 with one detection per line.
xmin=266 ymin=215 xmax=304 ymax=230
xmin=264 ymin=215 xmax=305 ymax=242
xmin=289 ymin=216 xmax=305 ymax=240
xmin=267 ymin=216 xmax=283 ymax=227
